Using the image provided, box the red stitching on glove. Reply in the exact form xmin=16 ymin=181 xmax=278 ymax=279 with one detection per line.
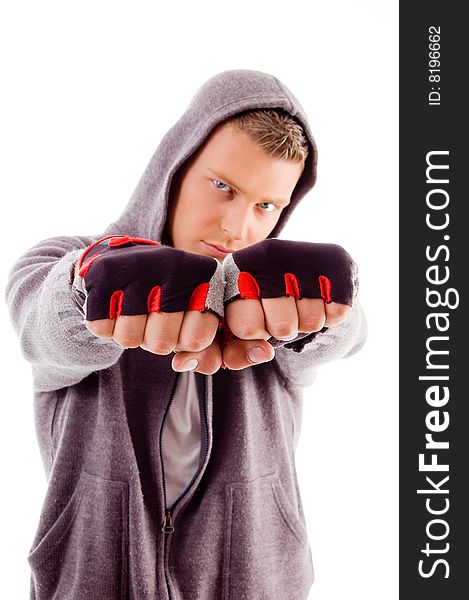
xmin=109 ymin=290 xmax=124 ymax=319
xmin=188 ymin=282 xmax=209 ymax=311
xmin=238 ymin=272 xmax=260 ymax=300
xmin=78 ymin=253 xmax=102 ymax=277
xmin=147 ymin=286 xmax=162 ymax=313
xmin=284 ymin=273 xmax=300 ymax=299
xmin=319 ymin=275 xmax=332 ymax=303
xmin=78 ymin=234 xmax=161 ymax=270
xmin=108 ymin=236 xmax=161 ymax=247
xmin=78 ymin=235 xmax=118 ymax=269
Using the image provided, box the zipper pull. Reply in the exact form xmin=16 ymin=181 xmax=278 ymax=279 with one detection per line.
xmin=162 ymin=510 xmax=175 ymax=534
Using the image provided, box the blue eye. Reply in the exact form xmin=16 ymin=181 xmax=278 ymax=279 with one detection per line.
xmin=213 ymin=179 xmax=232 ymax=192
xmin=258 ymin=202 xmax=276 ymax=213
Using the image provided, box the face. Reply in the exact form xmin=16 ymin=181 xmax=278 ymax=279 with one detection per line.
xmin=166 ymin=123 xmax=304 ymax=260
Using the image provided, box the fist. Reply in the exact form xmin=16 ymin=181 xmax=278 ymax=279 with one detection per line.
xmin=223 ymin=239 xmax=357 ymax=341
xmin=74 ymin=235 xmax=224 ymax=354
xmin=172 ymin=239 xmax=358 ymax=373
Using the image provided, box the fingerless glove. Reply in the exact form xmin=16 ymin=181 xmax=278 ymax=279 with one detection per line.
xmin=74 ymin=235 xmax=224 ymax=321
xmin=223 ymin=239 xmax=358 ymax=306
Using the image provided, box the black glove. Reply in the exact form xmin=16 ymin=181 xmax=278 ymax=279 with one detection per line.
xmin=75 ymin=235 xmax=224 ymax=321
xmin=223 ymin=239 xmax=358 ymax=306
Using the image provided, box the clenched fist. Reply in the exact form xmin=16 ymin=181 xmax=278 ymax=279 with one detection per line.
xmin=172 ymin=239 xmax=358 ymax=372
xmin=73 ymin=235 xmax=224 ymax=361
xmin=76 ymin=237 xmax=358 ymax=373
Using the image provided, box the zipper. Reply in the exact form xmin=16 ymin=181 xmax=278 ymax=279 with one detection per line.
xmin=159 ymin=371 xmax=210 ymax=598
xmin=162 ymin=511 xmax=175 ymax=533
xmin=159 ymin=372 xmax=180 ymax=522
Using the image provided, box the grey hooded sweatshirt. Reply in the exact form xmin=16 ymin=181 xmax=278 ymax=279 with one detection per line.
xmin=5 ymin=70 xmax=367 ymax=600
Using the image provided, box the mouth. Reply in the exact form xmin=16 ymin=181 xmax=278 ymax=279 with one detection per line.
xmin=202 ymin=241 xmax=233 ymax=259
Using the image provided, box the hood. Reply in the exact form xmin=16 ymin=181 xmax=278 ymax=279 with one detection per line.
xmin=105 ymin=69 xmax=317 ymax=242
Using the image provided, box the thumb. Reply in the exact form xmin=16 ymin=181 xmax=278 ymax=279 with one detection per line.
xmin=222 ymin=337 xmax=275 ymax=371
xmin=171 ymin=339 xmax=222 ymax=375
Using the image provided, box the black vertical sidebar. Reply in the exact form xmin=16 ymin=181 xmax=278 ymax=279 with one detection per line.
xmin=400 ymin=3 xmax=467 ymax=598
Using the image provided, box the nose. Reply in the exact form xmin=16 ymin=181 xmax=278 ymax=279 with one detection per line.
xmin=220 ymin=202 xmax=250 ymax=241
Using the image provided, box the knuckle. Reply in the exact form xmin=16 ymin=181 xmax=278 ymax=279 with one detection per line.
xmin=178 ymin=333 xmax=211 ymax=353
xmin=268 ymin=323 xmax=297 ymax=340
xmin=326 ymin=304 xmax=352 ymax=327
xmin=85 ymin=321 xmax=99 ymax=336
xmin=331 ymin=303 xmax=346 ymax=315
xmin=299 ymin=319 xmax=324 ymax=333
xmin=113 ymin=334 xmax=142 ymax=349
xmin=85 ymin=320 xmax=112 ymax=338
xmin=229 ymin=322 xmax=261 ymax=340
xmin=327 ymin=304 xmax=351 ymax=322
xmin=336 ymin=304 xmax=352 ymax=317
xmin=112 ymin=316 xmax=146 ymax=347
xmin=142 ymin=341 xmax=175 ymax=355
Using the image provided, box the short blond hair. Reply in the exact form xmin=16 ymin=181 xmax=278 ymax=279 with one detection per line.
xmin=226 ymin=109 xmax=309 ymax=164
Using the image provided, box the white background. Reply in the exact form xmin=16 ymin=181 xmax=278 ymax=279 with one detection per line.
xmin=0 ymin=1 xmax=398 ymax=598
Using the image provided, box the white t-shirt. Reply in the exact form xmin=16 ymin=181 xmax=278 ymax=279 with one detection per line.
xmin=161 ymin=371 xmax=201 ymax=508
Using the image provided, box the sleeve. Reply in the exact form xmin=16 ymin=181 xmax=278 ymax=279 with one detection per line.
xmin=272 ymin=299 xmax=367 ymax=388
xmin=4 ymin=235 xmax=125 ymax=393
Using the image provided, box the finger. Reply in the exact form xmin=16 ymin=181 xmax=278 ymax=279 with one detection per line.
xmin=225 ymin=298 xmax=270 ymax=340
xmin=85 ymin=317 xmax=116 ymax=338
xmin=223 ymin=337 xmax=275 ymax=370
xmin=296 ymin=298 xmax=326 ymax=333
xmin=176 ymin=310 xmax=220 ymax=353
xmin=261 ymin=296 xmax=298 ymax=341
xmin=112 ymin=314 xmax=147 ymax=348
xmin=172 ymin=339 xmax=222 ymax=375
xmin=140 ymin=311 xmax=184 ymax=355
xmin=324 ymin=302 xmax=353 ymax=327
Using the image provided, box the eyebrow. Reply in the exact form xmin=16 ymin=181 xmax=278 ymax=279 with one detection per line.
xmin=206 ymin=168 xmax=290 ymax=205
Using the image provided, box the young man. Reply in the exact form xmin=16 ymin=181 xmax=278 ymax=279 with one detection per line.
xmin=6 ymin=70 xmax=366 ymax=600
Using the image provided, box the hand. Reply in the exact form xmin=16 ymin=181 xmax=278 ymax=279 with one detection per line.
xmin=223 ymin=238 xmax=356 ymax=339
xmin=173 ymin=239 xmax=358 ymax=373
xmin=75 ymin=236 xmax=357 ymax=373
xmin=170 ymin=301 xmax=352 ymax=377
xmin=171 ymin=329 xmax=275 ymax=374
xmin=74 ymin=235 xmax=224 ymax=356
xmin=225 ymin=296 xmax=351 ymax=342
xmin=85 ymin=303 xmax=220 ymax=360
